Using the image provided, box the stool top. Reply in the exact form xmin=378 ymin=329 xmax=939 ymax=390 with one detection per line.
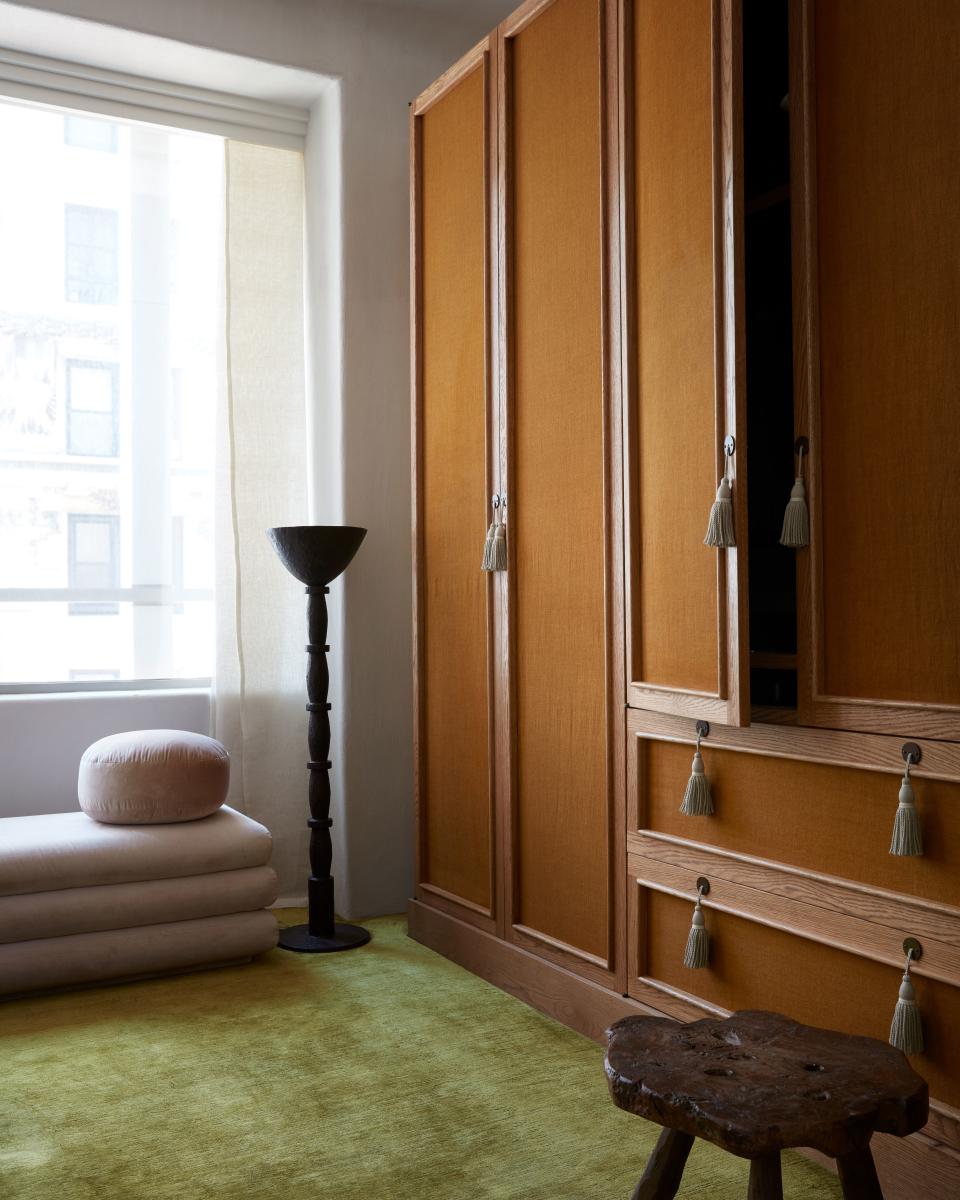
xmin=605 ymin=1010 xmax=928 ymax=1159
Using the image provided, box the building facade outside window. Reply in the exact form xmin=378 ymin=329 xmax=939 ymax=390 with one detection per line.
xmin=0 ymin=101 xmax=221 ymax=685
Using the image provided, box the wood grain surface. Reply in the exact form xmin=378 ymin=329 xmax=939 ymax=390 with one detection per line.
xmin=506 ymin=0 xmax=609 ymax=961
xmin=629 ymin=844 xmax=960 ymax=991
xmin=637 ymin=889 xmax=960 ymax=1109
xmin=792 ymin=0 xmax=960 ymax=728
xmin=630 ymin=0 xmax=720 ymax=695
xmin=606 ymin=1009 xmax=927 ymax=1157
xmin=418 ymin=61 xmax=493 ymax=912
xmin=633 ymin=736 xmax=960 ymax=907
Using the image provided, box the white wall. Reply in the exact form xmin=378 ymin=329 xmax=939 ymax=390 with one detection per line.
xmin=1 ymin=0 xmax=515 ymax=916
xmin=0 ymin=689 xmax=210 ymax=817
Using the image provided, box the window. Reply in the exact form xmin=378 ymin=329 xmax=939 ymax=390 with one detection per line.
xmin=64 ymin=203 xmax=119 ymax=304
xmin=66 ymin=360 xmax=118 ymax=456
xmin=68 ymin=514 xmax=119 ymax=614
xmin=0 ymin=97 xmax=222 ymax=686
xmin=64 ymin=114 xmax=118 ymax=153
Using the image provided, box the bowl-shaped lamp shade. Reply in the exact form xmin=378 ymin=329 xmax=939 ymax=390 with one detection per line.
xmin=268 ymin=525 xmax=366 ymax=587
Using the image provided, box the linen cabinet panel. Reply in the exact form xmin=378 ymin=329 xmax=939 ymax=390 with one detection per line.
xmin=413 ymin=51 xmax=495 ymax=923
xmin=502 ymin=0 xmax=614 ymax=972
xmin=624 ymin=0 xmax=749 ymax=725
xmin=792 ymin=0 xmax=960 ymax=738
xmin=632 ymin=889 xmax=960 ymax=1110
xmin=630 ymin=735 xmax=960 ymax=906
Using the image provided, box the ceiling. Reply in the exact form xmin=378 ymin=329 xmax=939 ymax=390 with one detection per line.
xmin=372 ymin=0 xmax=515 ymax=17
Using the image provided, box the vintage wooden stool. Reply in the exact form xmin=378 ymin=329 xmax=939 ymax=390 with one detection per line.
xmin=605 ymin=1010 xmax=928 ymax=1200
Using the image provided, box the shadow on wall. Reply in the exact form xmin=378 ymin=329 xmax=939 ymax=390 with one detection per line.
xmin=0 ymin=689 xmax=211 ymax=818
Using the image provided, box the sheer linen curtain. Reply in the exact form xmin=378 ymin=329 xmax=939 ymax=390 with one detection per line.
xmin=215 ymin=140 xmax=309 ymax=901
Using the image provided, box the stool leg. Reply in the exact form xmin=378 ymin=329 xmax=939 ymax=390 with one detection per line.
xmin=747 ymin=1153 xmax=783 ymax=1200
xmin=629 ymin=1128 xmax=695 ymax=1200
xmin=836 ymin=1147 xmax=884 ymax=1199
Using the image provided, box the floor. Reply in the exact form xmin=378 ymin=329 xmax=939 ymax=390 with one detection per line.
xmin=0 ymin=912 xmax=841 ymax=1199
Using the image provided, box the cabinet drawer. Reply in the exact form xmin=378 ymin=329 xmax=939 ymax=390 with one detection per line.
xmin=628 ymin=719 xmax=960 ymax=906
xmin=629 ymin=885 xmax=960 ymax=1111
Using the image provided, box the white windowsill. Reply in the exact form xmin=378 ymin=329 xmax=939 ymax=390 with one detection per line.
xmin=0 ymin=680 xmax=211 ymax=698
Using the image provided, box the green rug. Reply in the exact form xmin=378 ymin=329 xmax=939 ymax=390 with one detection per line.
xmin=0 ymin=913 xmax=840 ymax=1199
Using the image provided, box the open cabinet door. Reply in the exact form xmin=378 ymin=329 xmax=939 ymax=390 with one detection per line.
xmin=622 ymin=0 xmax=749 ymax=726
xmin=790 ymin=0 xmax=960 ymax=740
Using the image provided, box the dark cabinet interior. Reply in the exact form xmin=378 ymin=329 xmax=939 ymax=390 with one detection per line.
xmin=743 ymin=0 xmax=796 ymax=709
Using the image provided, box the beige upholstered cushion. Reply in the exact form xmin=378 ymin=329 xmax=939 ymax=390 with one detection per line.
xmin=0 ymin=806 xmax=271 ymax=897
xmin=0 ymin=866 xmax=278 ymax=944
xmin=0 ymin=910 xmax=279 ymax=998
xmin=78 ymin=729 xmax=230 ymax=824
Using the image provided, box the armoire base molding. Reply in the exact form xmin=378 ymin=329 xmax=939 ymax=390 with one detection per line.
xmin=407 ymin=899 xmax=960 ymax=1200
xmin=408 ymin=899 xmax=659 ymax=1042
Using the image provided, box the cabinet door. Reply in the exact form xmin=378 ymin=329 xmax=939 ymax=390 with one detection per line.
xmin=622 ymin=0 xmax=749 ymax=725
xmin=791 ymin=0 xmax=960 ymax=738
xmin=498 ymin=0 xmax=624 ymax=984
xmin=411 ymin=43 xmax=497 ymax=929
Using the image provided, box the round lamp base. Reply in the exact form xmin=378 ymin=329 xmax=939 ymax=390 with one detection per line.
xmin=277 ymin=922 xmax=371 ymax=954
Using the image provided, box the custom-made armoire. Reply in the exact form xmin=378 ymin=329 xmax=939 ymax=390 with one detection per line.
xmin=409 ymin=1 xmax=959 ymax=1195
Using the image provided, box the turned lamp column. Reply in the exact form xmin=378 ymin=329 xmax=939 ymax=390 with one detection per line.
xmin=305 ymin=584 xmax=336 ymax=938
xmin=268 ymin=524 xmax=368 ymax=953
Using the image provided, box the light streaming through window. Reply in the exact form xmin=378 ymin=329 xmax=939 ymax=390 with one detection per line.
xmin=0 ymin=100 xmax=223 ymax=684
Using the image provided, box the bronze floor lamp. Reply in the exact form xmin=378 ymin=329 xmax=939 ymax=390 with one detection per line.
xmin=268 ymin=524 xmax=369 ymax=953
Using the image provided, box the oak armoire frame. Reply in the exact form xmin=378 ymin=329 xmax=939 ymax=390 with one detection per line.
xmin=410 ymin=3 xmax=960 ymax=1197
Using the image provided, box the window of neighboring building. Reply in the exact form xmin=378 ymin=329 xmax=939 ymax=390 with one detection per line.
xmin=63 ymin=114 xmax=118 ymax=153
xmin=64 ymin=203 xmax=119 ymax=305
xmin=66 ymin=360 xmax=118 ymax=456
xmin=67 ymin=514 xmax=120 ymax=615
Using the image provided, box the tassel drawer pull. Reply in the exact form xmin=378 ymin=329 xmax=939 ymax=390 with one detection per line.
xmin=481 ymin=494 xmax=507 ymax=573
xmin=889 ymin=939 xmax=924 ymax=1056
xmin=481 ymin=494 xmax=499 ymax=571
xmin=780 ymin=435 xmax=810 ymax=548
xmin=680 ymin=720 xmax=714 ymax=816
xmin=704 ymin=435 xmax=736 ymax=548
xmin=683 ymin=878 xmax=711 ymax=969
xmin=890 ymin=743 xmax=923 ymax=857
xmin=490 ymin=494 xmax=507 ymax=571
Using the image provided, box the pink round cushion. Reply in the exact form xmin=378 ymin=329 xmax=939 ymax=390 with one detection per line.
xmin=78 ymin=730 xmax=230 ymax=825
